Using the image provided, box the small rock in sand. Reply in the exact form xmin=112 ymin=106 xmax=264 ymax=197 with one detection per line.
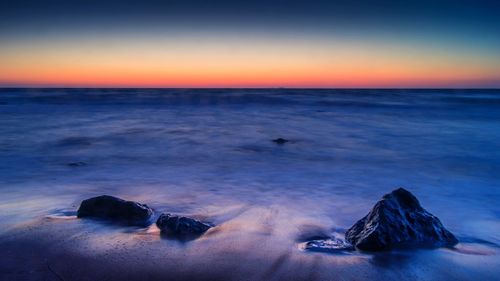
xmin=345 ymin=188 xmax=458 ymax=251
xmin=156 ymin=213 xmax=212 ymax=240
xmin=304 ymin=237 xmax=354 ymax=253
xmin=77 ymin=195 xmax=153 ymax=226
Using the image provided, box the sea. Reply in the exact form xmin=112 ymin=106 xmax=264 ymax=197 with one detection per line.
xmin=0 ymin=88 xmax=499 ymax=280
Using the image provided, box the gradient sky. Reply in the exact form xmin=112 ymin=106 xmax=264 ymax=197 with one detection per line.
xmin=1 ymin=0 xmax=500 ymax=88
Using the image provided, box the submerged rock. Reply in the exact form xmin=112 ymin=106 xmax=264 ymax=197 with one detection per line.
xmin=345 ymin=188 xmax=458 ymax=251
xmin=304 ymin=237 xmax=354 ymax=253
xmin=156 ymin=213 xmax=212 ymax=240
xmin=68 ymin=161 xmax=87 ymax=167
xmin=77 ymin=195 xmax=153 ymax=226
xmin=272 ymin=138 xmax=289 ymax=144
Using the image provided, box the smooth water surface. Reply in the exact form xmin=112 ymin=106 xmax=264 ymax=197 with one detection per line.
xmin=0 ymin=89 xmax=499 ymax=280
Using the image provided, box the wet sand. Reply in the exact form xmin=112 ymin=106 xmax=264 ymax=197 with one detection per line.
xmin=1 ymin=207 xmax=499 ymax=281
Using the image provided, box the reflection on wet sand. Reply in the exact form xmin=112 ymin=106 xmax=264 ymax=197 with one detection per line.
xmin=1 ymin=206 xmax=499 ymax=281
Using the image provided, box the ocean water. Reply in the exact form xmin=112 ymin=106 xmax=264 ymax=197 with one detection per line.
xmin=0 ymin=88 xmax=499 ymax=280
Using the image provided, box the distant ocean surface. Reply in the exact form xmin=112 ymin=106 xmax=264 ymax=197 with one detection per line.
xmin=0 ymin=88 xmax=499 ymax=280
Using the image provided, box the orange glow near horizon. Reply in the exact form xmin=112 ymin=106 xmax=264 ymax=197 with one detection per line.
xmin=1 ymin=35 xmax=499 ymax=88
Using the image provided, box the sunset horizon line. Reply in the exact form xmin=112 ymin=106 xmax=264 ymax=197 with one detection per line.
xmin=1 ymin=86 xmax=499 ymax=90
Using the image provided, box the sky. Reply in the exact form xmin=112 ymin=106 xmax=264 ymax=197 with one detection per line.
xmin=0 ymin=0 xmax=499 ymax=88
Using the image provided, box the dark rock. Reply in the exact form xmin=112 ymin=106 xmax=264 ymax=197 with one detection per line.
xmin=345 ymin=188 xmax=458 ymax=251
xmin=77 ymin=195 xmax=153 ymax=226
xmin=304 ymin=237 xmax=354 ymax=253
xmin=68 ymin=161 xmax=87 ymax=167
xmin=156 ymin=213 xmax=212 ymax=240
xmin=272 ymin=138 xmax=289 ymax=144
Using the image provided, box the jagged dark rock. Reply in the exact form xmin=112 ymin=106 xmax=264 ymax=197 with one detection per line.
xmin=345 ymin=188 xmax=458 ymax=251
xmin=77 ymin=195 xmax=153 ymax=226
xmin=156 ymin=213 xmax=212 ymax=240
xmin=272 ymin=138 xmax=289 ymax=144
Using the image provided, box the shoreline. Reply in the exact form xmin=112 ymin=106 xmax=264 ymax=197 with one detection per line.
xmin=1 ymin=207 xmax=499 ymax=281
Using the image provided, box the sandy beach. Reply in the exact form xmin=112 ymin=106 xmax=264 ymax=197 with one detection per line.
xmin=1 ymin=205 xmax=499 ymax=281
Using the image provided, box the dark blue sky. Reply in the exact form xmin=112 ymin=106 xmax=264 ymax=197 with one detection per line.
xmin=2 ymin=0 xmax=499 ymax=36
